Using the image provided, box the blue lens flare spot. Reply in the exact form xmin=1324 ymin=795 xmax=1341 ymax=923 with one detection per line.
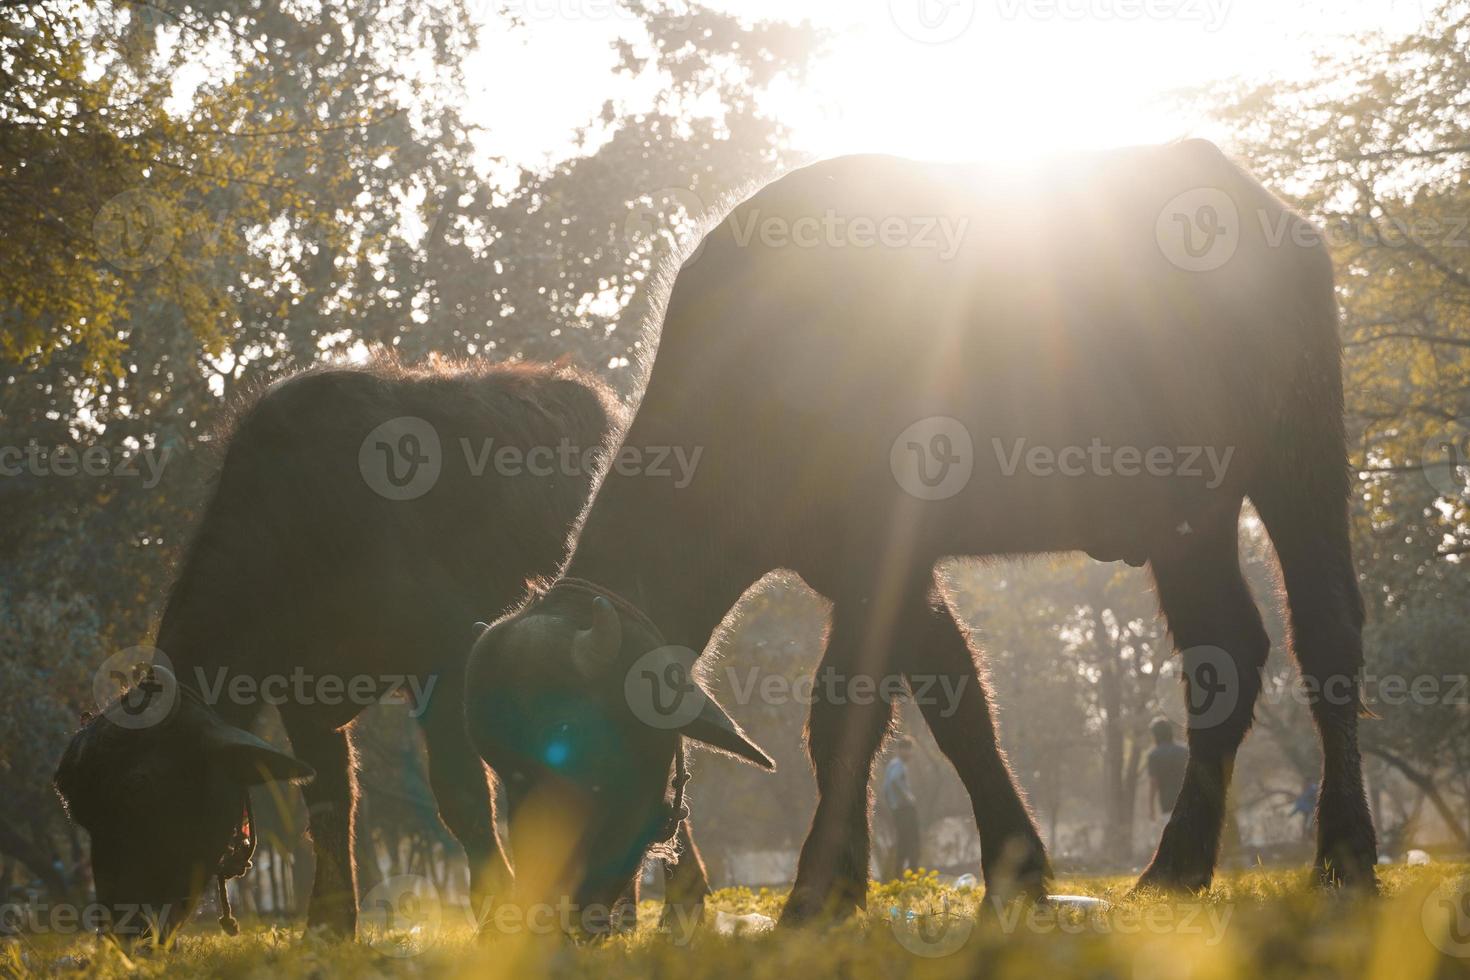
xmin=543 ymin=739 xmax=571 ymax=768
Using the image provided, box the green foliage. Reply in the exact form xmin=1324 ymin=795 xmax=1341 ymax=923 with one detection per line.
xmin=1200 ymin=1 xmax=1470 ymax=600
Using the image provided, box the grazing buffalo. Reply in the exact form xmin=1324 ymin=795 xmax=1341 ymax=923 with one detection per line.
xmin=466 ymin=142 xmax=1377 ymax=925
xmin=53 ymin=359 xmax=707 ymax=944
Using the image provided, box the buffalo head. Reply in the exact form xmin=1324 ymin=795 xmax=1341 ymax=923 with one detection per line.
xmin=54 ymin=668 xmax=313 ymax=947
xmin=466 ymin=587 xmax=772 ymax=928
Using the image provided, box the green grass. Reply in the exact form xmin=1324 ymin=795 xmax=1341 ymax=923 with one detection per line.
xmin=5 ymin=866 xmax=1469 ymax=979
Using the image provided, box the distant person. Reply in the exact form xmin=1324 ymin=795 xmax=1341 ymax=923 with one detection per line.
xmin=883 ymin=736 xmax=921 ymax=878
xmin=1147 ymin=717 xmax=1189 ymax=821
xmin=1290 ymin=781 xmax=1319 ymax=841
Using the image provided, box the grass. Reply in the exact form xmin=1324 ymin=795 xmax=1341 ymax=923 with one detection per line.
xmin=4 ymin=866 xmax=1469 ymax=979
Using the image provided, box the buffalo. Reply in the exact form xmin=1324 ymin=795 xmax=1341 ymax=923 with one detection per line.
xmin=466 ymin=142 xmax=1377 ymax=926
xmin=54 ymin=358 xmax=709 ymax=943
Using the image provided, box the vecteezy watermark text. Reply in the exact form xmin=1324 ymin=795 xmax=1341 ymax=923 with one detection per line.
xmin=996 ymin=897 xmax=1234 ymax=942
xmin=890 ymin=417 xmax=1238 ymax=502
xmin=888 ymin=893 xmax=1234 ymax=958
xmin=359 ymin=876 xmax=702 ymax=957
xmin=0 ymin=443 xmax=172 ymax=488
xmin=723 ymin=209 xmax=971 ymax=261
xmin=992 ymin=437 xmax=1235 ymax=489
xmin=191 ymin=667 xmax=438 ymax=718
xmin=359 ymin=419 xmax=702 ymax=501
xmin=720 ymin=665 xmax=968 ymax=715
xmin=1157 ymin=187 xmax=1470 ymax=273
xmin=0 ymin=898 xmax=170 ymax=936
xmin=996 ymin=0 xmax=1230 ymax=32
xmin=623 ymin=645 xmax=969 ymax=730
xmin=1153 ymin=647 xmax=1468 ymax=732
xmin=499 ymin=0 xmax=695 ymax=30
xmin=94 ymin=648 xmax=440 ymax=728
xmin=459 ymin=438 xmax=701 ymax=487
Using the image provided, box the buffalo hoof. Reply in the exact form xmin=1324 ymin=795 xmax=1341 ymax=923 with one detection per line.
xmin=983 ymin=877 xmax=1048 ymax=910
xmin=1315 ymin=846 xmax=1379 ymax=894
xmin=1134 ymin=820 xmax=1217 ymax=895
xmin=778 ymin=882 xmax=865 ymax=928
xmin=1133 ymin=866 xmax=1212 ymax=896
xmin=1133 ymin=841 xmax=1214 ymax=895
xmin=1315 ymin=803 xmax=1380 ymax=894
xmin=982 ymin=835 xmax=1052 ymax=906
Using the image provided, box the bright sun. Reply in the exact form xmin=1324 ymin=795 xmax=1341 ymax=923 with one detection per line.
xmin=773 ymin=0 xmax=1328 ymax=164
xmin=466 ymin=0 xmax=1425 ymax=169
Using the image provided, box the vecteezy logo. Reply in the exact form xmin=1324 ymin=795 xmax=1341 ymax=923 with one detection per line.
xmin=623 ymin=186 xmax=709 ymax=266
xmin=1155 ymin=188 xmax=1239 ymax=272
xmin=1422 ymin=417 xmax=1470 ymax=499
xmin=93 ymin=189 xmax=176 ymax=272
xmin=889 ymin=889 xmax=973 ymax=957
xmin=361 ymin=875 xmax=442 ymax=957
xmin=93 ymin=647 xmax=176 ymax=730
xmin=358 ymin=417 xmax=442 ymax=501
xmin=889 ymin=0 xmax=976 ymax=44
xmin=624 ymin=646 xmax=705 ymax=729
xmin=891 ymin=416 xmax=974 ymax=500
xmin=1154 ymin=646 xmax=1238 ymax=731
xmin=1423 ymin=875 xmax=1470 ymax=958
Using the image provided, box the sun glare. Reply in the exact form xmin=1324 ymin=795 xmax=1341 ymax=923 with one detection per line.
xmin=468 ymin=0 xmax=1426 ymax=169
xmin=772 ymin=0 xmax=1422 ymax=163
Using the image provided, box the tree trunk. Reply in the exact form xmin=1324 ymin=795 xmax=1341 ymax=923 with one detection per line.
xmin=1099 ymin=642 xmax=1130 ymax=859
xmin=1120 ymin=737 xmax=1143 ymax=860
xmin=0 ymin=814 xmax=69 ymax=901
xmin=292 ymin=833 xmax=315 ymax=918
xmin=1363 ymin=745 xmax=1469 ymax=846
xmin=270 ymin=844 xmax=284 ymax=915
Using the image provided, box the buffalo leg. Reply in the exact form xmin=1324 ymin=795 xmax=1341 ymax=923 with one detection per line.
xmin=416 ymin=668 xmax=512 ymax=930
xmin=659 ymin=818 xmax=709 ymax=940
xmin=1138 ymin=508 xmax=1270 ymax=892
xmin=781 ymin=598 xmax=899 ymax=926
xmin=611 ymin=878 xmax=639 ymax=934
xmin=280 ymin=713 xmax=359 ymax=936
xmin=903 ymin=581 xmax=1050 ymax=901
xmin=1251 ymin=484 xmax=1377 ymax=888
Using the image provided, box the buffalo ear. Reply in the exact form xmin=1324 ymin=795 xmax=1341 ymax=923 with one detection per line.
xmin=571 ymin=596 xmax=622 ymax=677
xmin=201 ymin=718 xmax=316 ymax=785
xmin=679 ymin=689 xmax=775 ymax=771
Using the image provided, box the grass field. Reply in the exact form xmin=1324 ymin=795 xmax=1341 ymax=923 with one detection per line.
xmin=4 ymin=866 xmax=1469 ymax=979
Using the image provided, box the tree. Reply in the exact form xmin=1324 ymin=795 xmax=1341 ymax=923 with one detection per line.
xmin=1200 ymin=0 xmax=1470 ymax=603
xmin=1203 ymin=0 xmax=1470 ymax=847
xmin=0 ymin=588 xmax=101 ymax=899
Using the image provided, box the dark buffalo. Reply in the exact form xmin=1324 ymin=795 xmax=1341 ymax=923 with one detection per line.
xmin=467 ymin=143 xmax=1376 ymax=925
xmin=53 ymin=359 xmax=710 ymax=943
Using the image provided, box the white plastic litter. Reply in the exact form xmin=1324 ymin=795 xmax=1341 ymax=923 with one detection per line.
xmin=1406 ymin=849 xmax=1432 ymax=865
xmin=985 ymin=893 xmax=1110 ymax=914
xmin=953 ymin=873 xmax=979 ymax=890
xmin=712 ymin=909 xmax=776 ymax=936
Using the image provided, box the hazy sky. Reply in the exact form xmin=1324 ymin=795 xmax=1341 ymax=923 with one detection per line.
xmin=463 ymin=0 xmax=1427 ymax=167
